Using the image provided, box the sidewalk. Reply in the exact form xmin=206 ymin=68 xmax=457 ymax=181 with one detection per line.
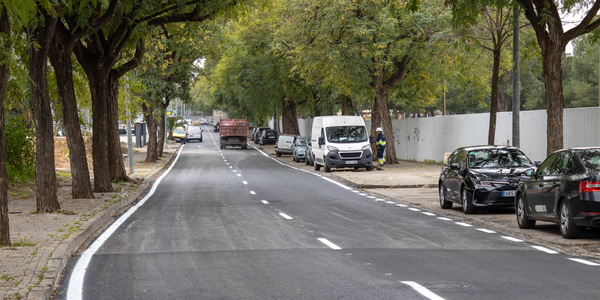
xmin=2 ymin=143 xmax=180 ymax=300
xmin=254 ymin=143 xmax=600 ymax=260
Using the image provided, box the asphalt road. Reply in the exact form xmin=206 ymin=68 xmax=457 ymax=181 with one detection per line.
xmin=56 ymin=127 xmax=600 ymax=300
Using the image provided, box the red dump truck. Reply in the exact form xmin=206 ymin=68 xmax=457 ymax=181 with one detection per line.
xmin=219 ymin=119 xmax=248 ymax=150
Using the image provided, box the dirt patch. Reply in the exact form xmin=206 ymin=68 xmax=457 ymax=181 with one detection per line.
xmin=53 ymin=136 xmax=93 ymax=171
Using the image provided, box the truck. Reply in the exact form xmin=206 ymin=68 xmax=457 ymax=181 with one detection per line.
xmin=219 ymin=119 xmax=248 ymax=150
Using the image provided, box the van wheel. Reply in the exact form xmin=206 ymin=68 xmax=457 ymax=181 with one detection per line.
xmin=314 ymin=162 xmax=321 ymax=171
xmin=366 ymin=166 xmax=373 ymax=171
xmin=324 ymin=162 xmax=331 ymax=173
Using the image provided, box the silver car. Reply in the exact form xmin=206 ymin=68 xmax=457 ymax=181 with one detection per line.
xmin=186 ymin=125 xmax=203 ymax=142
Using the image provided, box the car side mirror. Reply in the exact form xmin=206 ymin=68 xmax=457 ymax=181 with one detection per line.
xmin=369 ymin=135 xmax=375 ymax=143
xmin=450 ymin=163 xmax=460 ymax=171
xmin=318 ymin=136 xmax=325 ymax=146
xmin=525 ymin=169 xmax=535 ymax=176
xmin=534 ymin=161 xmax=542 ymax=167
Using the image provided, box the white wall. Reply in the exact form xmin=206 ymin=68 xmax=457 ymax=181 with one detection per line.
xmin=296 ymin=107 xmax=600 ymax=162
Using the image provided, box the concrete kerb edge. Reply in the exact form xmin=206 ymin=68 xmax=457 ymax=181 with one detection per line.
xmin=28 ymin=146 xmax=180 ymax=300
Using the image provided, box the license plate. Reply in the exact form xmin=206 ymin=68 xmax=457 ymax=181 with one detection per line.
xmin=502 ymin=191 xmax=516 ymax=197
xmin=345 ymin=160 xmax=358 ymax=164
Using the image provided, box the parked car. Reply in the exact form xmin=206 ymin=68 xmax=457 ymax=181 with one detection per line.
xmin=439 ymin=145 xmax=536 ymax=214
xmin=275 ymin=135 xmax=295 ymax=157
xmin=186 ymin=125 xmax=203 ymax=142
xmin=305 ymin=141 xmax=314 ymax=166
xmin=172 ymin=127 xmax=187 ymax=143
xmin=259 ymin=130 xmax=278 ymax=145
xmin=292 ymin=136 xmax=310 ymax=162
xmin=515 ymin=147 xmax=600 ymax=239
xmin=253 ymin=127 xmax=270 ymax=144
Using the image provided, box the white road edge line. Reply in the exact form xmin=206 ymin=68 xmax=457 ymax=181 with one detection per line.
xmin=401 ymin=281 xmax=445 ymax=300
xmin=531 ymin=246 xmax=558 ymax=254
xmin=568 ymin=258 xmax=600 ymax=266
xmin=455 ymin=222 xmax=473 ymax=227
xmin=501 ymin=236 xmax=524 ymax=242
xmin=279 ymin=212 xmax=293 ymax=220
xmin=66 ymin=144 xmax=186 ymax=300
xmin=318 ymin=238 xmax=342 ymax=250
xmin=476 ymin=228 xmax=496 ymax=234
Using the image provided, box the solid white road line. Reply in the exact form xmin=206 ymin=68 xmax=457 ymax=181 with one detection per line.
xmin=318 ymin=238 xmax=342 ymax=250
xmin=476 ymin=228 xmax=496 ymax=234
xmin=531 ymin=246 xmax=558 ymax=254
xmin=501 ymin=236 xmax=524 ymax=242
xmin=279 ymin=212 xmax=293 ymax=220
xmin=568 ymin=258 xmax=600 ymax=266
xmin=455 ymin=222 xmax=473 ymax=227
xmin=261 ymin=200 xmax=269 ymax=204
xmin=401 ymin=281 xmax=445 ymax=300
xmin=66 ymin=144 xmax=186 ymax=300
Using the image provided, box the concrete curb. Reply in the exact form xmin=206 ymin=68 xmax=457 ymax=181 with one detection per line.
xmin=325 ymin=173 xmax=437 ymax=189
xmin=28 ymin=147 xmax=180 ymax=300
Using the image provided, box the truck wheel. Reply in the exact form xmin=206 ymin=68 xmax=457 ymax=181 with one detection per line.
xmin=242 ymin=145 xmax=247 ymax=150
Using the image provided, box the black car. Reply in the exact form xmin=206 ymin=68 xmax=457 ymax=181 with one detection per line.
xmin=515 ymin=148 xmax=600 ymax=239
xmin=439 ymin=145 xmax=536 ymax=214
xmin=254 ymin=127 xmax=270 ymax=144
xmin=259 ymin=130 xmax=278 ymax=145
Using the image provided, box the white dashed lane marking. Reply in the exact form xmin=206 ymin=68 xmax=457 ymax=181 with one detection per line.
xmin=250 ymin=191 xmax=256 ymax=195
xmin=531 ymin=246 xmax=558 ymax=254
xmin=401 ymin=281 xmax=445 ymax=300
xmin=476 ymin=228 xmax=496 ymax=234
xmin=242 ymin=181 xmax=248 ymax=185
xmin=279 ymin=212 xmax=293 ymax=220
xmin=421 ymin=212 xmax=436 ymax=216
xmin=437 ymin=217 xmax=452 ymax=221
xmin=318 ymin=238 xmax=342 ymax=250
xmin=568 ymin=258 xmax=600 ymax=266
xmin=501 ymin=236 xmax=524 ymax=243
xmin=455 ymin=222 xmax=473 ymax=227
xmin=260 ymin=200 xmax=269 ymax=204
xmin=407 ymin=208 xmax=421 ymax=212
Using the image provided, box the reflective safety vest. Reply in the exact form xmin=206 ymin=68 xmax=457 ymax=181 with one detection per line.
xmin=376 ymin=133 xmax=386 ymax=147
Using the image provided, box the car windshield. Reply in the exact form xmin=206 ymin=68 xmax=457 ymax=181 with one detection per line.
xmin=174 ymin=128 xmax=185 ymax=134
xmin=468 ymin=148 xmax=533 ymax=168
xmin=326 ymin=126 xmax=367 ymax=143
xmin=296 ymin=138 xmax=309 ymax=145
xmin=575 ymin=149 xmax=600 ymax=172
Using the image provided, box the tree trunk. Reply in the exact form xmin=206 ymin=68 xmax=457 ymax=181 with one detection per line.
xmin=0 ymin=6 xmax=10 ymax=246
xmin=143 ymin=103 xmax=159 ymax=162
xmin=108 ymin=75 xmax=131 ymax=182
xmin=370 ymin=95 xmax=382 ymax=162
xmin=281 ymin=98 xmax=300 ymax=135
xmin=29 ymin=8 xmax=61 ymax=212
xmin=498 ymin=82 xmax=507 ymax=112
xmin=341 ymin=96 xmax=355 ymax=115
xmin=158 ymin=110 xmax=166 ymax=157
xmin=488 ymin=48 xmax=501 ymax=145
xmin=374 ymin=86 xmax=398 ymax=164
xmin=49 ymin=34 xmax=94 ymax=199
xmin=542 ymin=46 xmax=565 ymax=155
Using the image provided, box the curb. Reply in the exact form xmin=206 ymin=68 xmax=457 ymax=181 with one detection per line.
xmin=28 ymin=147 xmax=180 ymax=300
xmin=325 ymin=174 xmax=436 ymax=189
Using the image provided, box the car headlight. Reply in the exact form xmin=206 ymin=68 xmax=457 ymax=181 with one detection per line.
xmin=361 ymin=145 xmax=371 ymax=150
xmin=327 ymin=146 xmax=338 ymax=151
xmin=473 ymin=179 xmax=492 ymax=187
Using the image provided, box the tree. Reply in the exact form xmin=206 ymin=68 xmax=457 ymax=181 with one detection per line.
xmin=0 ymin=4 xmax=11 ymax=246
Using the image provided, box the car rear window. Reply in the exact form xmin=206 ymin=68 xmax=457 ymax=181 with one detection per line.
xmin=278 ymin=136 xmax=294 ymax=143
xmin=468 ymin=148 xmax=533 ymax=168
xmin=575 ymin=149 xmax=600 ymax=172
xmin=188 ymin=126 xmax=201 ymax=133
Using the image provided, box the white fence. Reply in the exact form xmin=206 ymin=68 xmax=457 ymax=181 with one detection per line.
xmin=295 ymin=106 xmax=600 ymax=162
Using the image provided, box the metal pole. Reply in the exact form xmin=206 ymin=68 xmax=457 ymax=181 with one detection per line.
xmin=126 ymin=85 xmax=134 ymax=174
xmin=512 ymin=5 xmax=521 ymax=148
xmin=443 ymin=78 xmax=446 ymax=115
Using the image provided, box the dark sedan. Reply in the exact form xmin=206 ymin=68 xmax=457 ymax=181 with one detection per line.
xmin=439 ymin=146 xmax=536 ymax=214
xmin=259 ymin=130 xmax=278 ymax=145
xmin=515 ymin=148 xmax=600 ymax=239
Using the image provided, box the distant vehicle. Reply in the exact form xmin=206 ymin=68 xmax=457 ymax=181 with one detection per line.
xmin=185 ymin=119 xmax=193 ymax=125
xmin=252 ymin=127 xmax=270 ymax=144
xmin=515 ymin=147 xmax=600 ymax=239
xmin=310 ymin=115 xmax=375 ymax=172
xmin=198 ymin=118 xmax=209 ymax=125
xmin=292 ymin=136 xmax=310 ymax=162
xmin=186 ymin=125 xmax=203 ymax=142
xmin=213 ymin=110 xmax=229 ymax=125
xmin=219 ymin=119 xmax=247 ymax=149
xmin=275 ymin=135 xmax=295 ymax=157
xmin=259 ymin=129 xmax=278 ymax=146
xmin=172 ymin=127 xmax=187 ymax=143
xmin=439 ymin=145 xmax=536 ymax=214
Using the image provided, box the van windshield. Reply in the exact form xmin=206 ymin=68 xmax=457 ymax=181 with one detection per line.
xmin=326 ymin=126 xmax=367 ymax=143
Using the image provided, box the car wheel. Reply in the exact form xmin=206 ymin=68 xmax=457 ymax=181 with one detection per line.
xmin=366 ymin=166 xmax=373 ymax=171
xmin=560 ymin=201 xmax=581 ymax=239
xmin=254 ymin=140 xmax=258 ymax=144
xmin=439 ymin=184 xmax=453 ymax=209
xmin=314 ymin=161 xmax=321 ymax=171
xmin=516 ymin=194 xmax=535 ymax=229
xmin=461 ymin=187 xmax=475 ymax=214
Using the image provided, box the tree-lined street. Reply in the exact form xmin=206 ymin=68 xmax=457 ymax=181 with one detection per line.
xmin=55 ymin=128 xmax=600 ymax=299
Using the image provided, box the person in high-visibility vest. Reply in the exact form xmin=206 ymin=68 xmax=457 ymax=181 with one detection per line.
xmin=375 ymin=127 xmax=386 ymax=166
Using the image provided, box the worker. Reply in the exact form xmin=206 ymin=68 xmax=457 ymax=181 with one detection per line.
xmin=375 ymin=127 xmax=386 ymax=166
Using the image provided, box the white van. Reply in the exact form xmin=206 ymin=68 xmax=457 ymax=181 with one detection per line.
xmin=310 ymin=116 xmax=375 ymax=172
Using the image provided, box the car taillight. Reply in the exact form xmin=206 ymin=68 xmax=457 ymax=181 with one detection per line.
xmin=580 ymin=181 xmax=600 ymax=193
xmin=275 ymin=141 xmax=278 ymax=146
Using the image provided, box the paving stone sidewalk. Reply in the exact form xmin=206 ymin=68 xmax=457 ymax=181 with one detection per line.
xmin=1 ymin=144 xmax=180 ymax=300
